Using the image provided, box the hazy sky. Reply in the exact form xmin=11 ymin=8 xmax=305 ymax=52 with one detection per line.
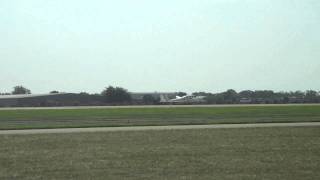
xmin=1 ymin=0 xmax=319 ymax=94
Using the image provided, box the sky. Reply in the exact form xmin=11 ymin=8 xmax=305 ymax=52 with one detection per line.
xmin=0 ymin=0 xmax=319 ymax=94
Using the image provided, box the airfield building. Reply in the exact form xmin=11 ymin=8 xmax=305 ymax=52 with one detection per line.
xmin=0 ymin=93 xmax=104 ymax=107
xmin=130 ymin=92 xmax=177 ymax=103
xmin=0 ymin=92 xmax=178 ymax=107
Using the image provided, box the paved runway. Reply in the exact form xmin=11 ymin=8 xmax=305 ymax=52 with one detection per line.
xmin=0 ymin=122 xmax=319 ymax=135
xmin=0 ymin=104 xmax=319 ymax=111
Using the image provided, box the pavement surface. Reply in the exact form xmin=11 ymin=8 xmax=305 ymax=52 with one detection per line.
xmin=0 ymin=122 xmax=319 ymax=135
xmin=0 ymin=104 xmax=319 ymax=111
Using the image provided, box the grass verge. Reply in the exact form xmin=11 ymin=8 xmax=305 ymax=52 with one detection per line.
xmin=0 ymin=127 xmax=319 ymax=179
xmin=0 ymin=105 xmax=320 ymax=130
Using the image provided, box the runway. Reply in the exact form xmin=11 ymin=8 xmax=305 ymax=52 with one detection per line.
xmin=0 ymin=122 xmax=319 ymax=135
xmin=0 ymin=103 xmax=319 ymax=111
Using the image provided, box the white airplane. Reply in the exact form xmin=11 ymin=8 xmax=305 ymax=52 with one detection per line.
xmin=168 ymin=95 xmax=206 ymax=103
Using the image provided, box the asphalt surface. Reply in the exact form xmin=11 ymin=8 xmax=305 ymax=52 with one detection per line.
xmin=0 ymin=122 xmax=319 ymax=135
xmin=0 ymin=104 xmax=319 ymax=111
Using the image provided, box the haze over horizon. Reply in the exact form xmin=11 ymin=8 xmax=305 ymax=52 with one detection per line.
xmin=1 ymin=0 xmax=319 ymax=94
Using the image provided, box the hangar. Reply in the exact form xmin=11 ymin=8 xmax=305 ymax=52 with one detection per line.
xmin=0 ymin=93 xmax=103 ymax=107
xmin=0 ymin=92 xmax=178 ymax=107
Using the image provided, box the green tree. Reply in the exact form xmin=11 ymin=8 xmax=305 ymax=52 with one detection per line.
xmin=12 ymin=86 xmax=31 ymax=95
xmin=305 ymin=90 xmax=318 ymax=103
xmin=192 ymin=92 xmax=212 ymax=96
xmin=223 ymin=89 xmax=238 ymax=103
xmin=101 ymin=86 xmax=131 ymax=103
xmin=177 ymin=92 xmax=187 ymax=97
xmin=239 ymin=90 xmax=254 ymax=98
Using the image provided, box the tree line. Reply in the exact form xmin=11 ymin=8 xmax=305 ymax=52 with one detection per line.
xmin=0 ymin=86 xmax=32 ymax=95
xmin=1 ymin=86 xmax=320 ymax=104
xmin=0 ymin=85 xmax=133 ymax=104
xmin=193 ymin=89 xmax=320 ymax=104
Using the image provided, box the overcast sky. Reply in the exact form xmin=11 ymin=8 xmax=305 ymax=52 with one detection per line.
xmin=1 ymin=0 xmax=319 ymax=94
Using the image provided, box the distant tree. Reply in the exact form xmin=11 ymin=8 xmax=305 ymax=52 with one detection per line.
xmin=223 ymin=89 xmax=238 ymax=103
xmin=101 ymin=86 xmax=131 ymax=103
xmin=177 ymin=92 xmax=187 ymax=97
xmin=205 ymin=95 xmax=215 ymax=104
xmin=253 ymin=90 xmax=274 ymax=99
xmin=215 ymin=93 xmax=225 ymax=104
xmin=50 ymin=91 xmax=59 ymax=94
xmin=292 ymin=91 xmax=305 ymax=98
xmin=305 ymin=90 xmax=318 ymax=103
xmin=239 ymin=90 xmax=254 ymax=98
xmin=283 ymin=96 xmax=290 ymax=103
xmin=79 ymin=92 xmax=90 ymax=95
xmin=174 ymin=89 xmax=320 ymax=104
xmin=192 ymin=92 xmax=212 ymax=96
xmin=102 ymin=86 xmax=116 ymax=101
xmin=12 ymin=86 xmax=31 ymax=95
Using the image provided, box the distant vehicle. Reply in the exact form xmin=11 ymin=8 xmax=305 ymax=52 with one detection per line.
xmin=168 ymin=95 xmax=206 ymax=104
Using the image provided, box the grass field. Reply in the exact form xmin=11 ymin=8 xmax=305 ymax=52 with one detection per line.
xmin=0 ymin=127 xmax=319 ymax=179
xmin=0 ymin=105 xmax=320 ymax=130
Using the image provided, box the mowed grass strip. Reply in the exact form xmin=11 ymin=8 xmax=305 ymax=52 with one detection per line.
xmin=1 ymin=105 xmax=320 ymax=130
xmin=0 ymin=127 xmax=319 ymax=180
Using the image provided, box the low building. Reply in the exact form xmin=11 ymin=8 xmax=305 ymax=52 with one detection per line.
xmin=239 ymin=98 xmax=252 ymax=104
xmin=0 ymin=92 xmax=178 ymax=107
xmin=288 ymin=96 xmax=304 ymax=103
xmin=0 ymin=93 xmax=104 ymax=107
xmin=130 ymin=92 xmax=177 ymax=103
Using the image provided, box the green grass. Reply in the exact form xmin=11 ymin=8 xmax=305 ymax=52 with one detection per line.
xmin=0 ymin=127 xmax=319 ymax=179
xmin=1 ymin=105 xmax=320 ymax=129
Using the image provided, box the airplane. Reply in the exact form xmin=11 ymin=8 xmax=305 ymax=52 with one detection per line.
xmin=168 ymin=95 xmax=206 ymax=104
